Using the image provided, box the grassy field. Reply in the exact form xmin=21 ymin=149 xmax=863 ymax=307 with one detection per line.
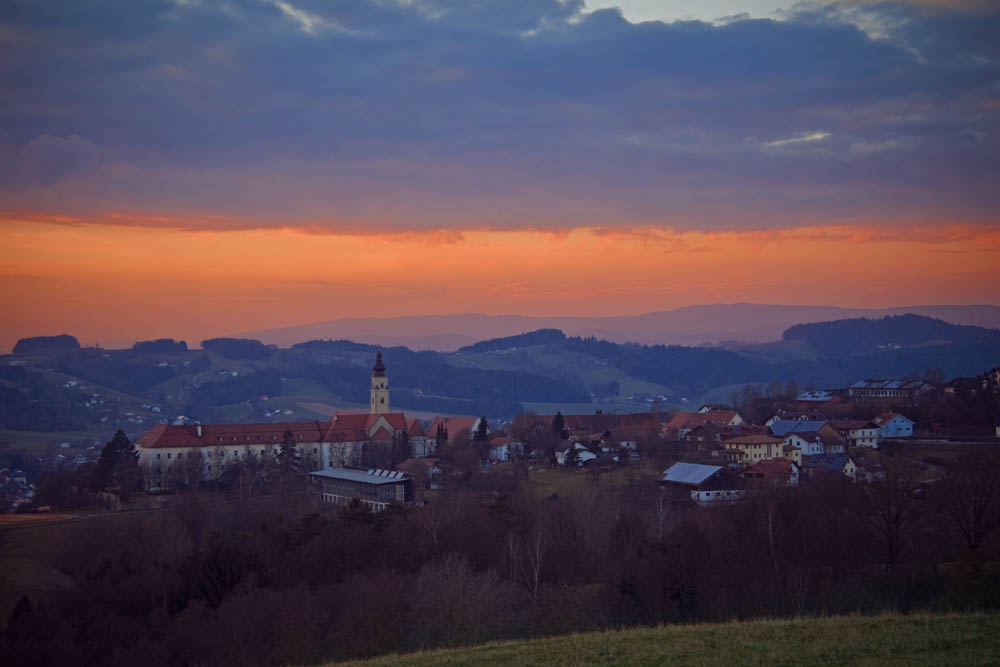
xmin=520 ymin=465 xmax=660 ymax=499
xmin=0 ymin=512 xmax=97 ymax=624
xmin=0 ymin=428 xmax=105 ymax=455
xmin=333 ymin=613 xmax=1000 ymax=667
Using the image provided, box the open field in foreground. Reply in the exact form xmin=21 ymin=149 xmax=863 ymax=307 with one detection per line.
xmin=333 ymin=613 xmax=1000 ymax=667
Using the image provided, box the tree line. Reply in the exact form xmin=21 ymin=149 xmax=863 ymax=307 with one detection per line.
xmin=4 ymin=441 xmax=1000 ymax=666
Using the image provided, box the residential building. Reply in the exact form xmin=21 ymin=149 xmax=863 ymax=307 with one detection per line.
xmin=487 ymin=436 xmax=525 ymax=462
xmin=873 ymin=412 xmax=915 ymax=438
xmin=830 ymin=419 xmax=880 ymax=448
xmin=660 ymin=462 xmax=746 ymax=503
xmin=721 ymin=434 xmax=786 ymax=464
xmin=783 ymin=432 xmax=826 ymax=457
xmin=742 ymin=459 xmax=799 ymax=487
xmin=555 ymin=442 xmax=598 ymax=467
xmin=665 ymin=409 xmax=744 ymax=438
xmin=804 ymin=454 xmax=857 ymax=480
xmin=768 ymin=419 xmax=847 ymax=455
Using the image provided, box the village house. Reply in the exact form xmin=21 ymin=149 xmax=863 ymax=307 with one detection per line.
xmin=664 ymin=408 xmax=744 ymax=439
xmin=721 ymin=433 xmax=787 ymax=465
xmin=555 ymin=441 xmax=598 ymax=467
xmin=804 ymin=454 xmax=857 ymax=480
xmin=830 ymin=419 xmax=880 ymax=448
xmin=742 ymin=459 xmax=799 ymax=487
xmin=542 ymin=412 xmax=665 ymax=449
xmin=660 ymin=462 xmax=746 ymax=504
xmin=487 ymin=436 xmax=525 ymax=462
xmin=783 ymin=432 xmax=826 ymax=457
xmin=768 ymin=419 xmax=846 ymax=452
xmin=873 ymin=412 xmax=915 ymax=438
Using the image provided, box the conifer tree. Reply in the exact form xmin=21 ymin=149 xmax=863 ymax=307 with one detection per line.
xmin=278 ymin=428 xmax=300 ymax=475
xmin=474 ymin=416 xmax=489 ymax=442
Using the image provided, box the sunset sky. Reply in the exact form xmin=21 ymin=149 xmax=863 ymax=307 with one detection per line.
xmin=1 ymin=0 xmax=998 ymax=351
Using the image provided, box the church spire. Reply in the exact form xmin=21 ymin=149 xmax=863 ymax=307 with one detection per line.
xmin=370 ymin=352 xmax=389 ymax=414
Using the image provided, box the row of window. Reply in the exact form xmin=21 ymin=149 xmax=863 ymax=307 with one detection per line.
xmin=215 ymin=434 xmax=307 ymax=443
xmin=153 ymin=447 xmax=320 ymax=460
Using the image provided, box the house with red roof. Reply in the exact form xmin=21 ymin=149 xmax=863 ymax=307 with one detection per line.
xmin=742 ymin=459 xmax=800 ymax=487
xmin=872 ymin=412 xmax=914 ymax=438
xmin=664 ymin=409 xmax=743 ymax=439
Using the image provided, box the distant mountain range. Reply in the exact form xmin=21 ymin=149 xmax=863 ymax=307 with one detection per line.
xmin=235 ymin=304 xmax=1000 ymax=351
xmin=6 ymin=314 xmax=1000 ymax=433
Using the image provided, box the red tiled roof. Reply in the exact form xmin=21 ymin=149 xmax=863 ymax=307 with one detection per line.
xmin=334 ymin=411 xmax=409 ymax=435
xmin=744 ymin=459 xmax=796 ymax=478
xmin=427 ymin=416 xmax=479 ymax=438
xmin=722 ymin=433 xmax=785 ymax=445
xmin=323 ymin=424 xmax=369 ymax=443
xmin=333 ymin=412 xmax=368 ymax=428
xmin=873 ymin=412 xmax=903 ymax=425
xmin=370 ymin=413 xmax=408 ymax=430
xmin=370 ymin=426 xmax=393 ymax=441
xmin=667 ymin=410 xmax=740 ymax=431
xmin=138 ymin=421 xmax=328 ymax=449
xmin=407 ymin=418 xmax=426 ymax=437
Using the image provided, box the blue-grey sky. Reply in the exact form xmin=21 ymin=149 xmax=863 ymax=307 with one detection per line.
xmin=0 ymin=0 xmax=998 ymax=231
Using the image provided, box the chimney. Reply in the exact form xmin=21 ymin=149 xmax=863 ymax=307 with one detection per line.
xmin=196 ymin=423 xmax=202 ymax=437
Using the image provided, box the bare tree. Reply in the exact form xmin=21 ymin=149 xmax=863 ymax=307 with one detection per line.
xmin=520 ymin=529 xmax=545 ymax=603
xmin=941 ymin=452 xmax=1000 ymax=571
xmin=867 ymin=460 xmax=919 ymax=572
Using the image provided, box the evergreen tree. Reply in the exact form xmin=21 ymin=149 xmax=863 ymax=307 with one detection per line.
xmin=435 ymin=422 xmax=448 ymax=449
xmin=278 ymin=428 xmax=300 ymax=475
xmin=392 ymin=431 xmax=410 ymax=466
xmin=474 ymin=416 xmax=489 ymax=442
xmin=91 ymin=429 xmax=140 ymax=499
xmin=565 ymin=444 xmax=579 ymax=468
xmin=552 ymin=411 xmax=567 ymax=439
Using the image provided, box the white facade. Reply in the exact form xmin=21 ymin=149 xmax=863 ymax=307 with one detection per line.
xmin=785 ymin=434 xmax=824 ymax=456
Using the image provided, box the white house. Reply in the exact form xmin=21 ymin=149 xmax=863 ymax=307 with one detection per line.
xmin=555 ymin=442 xmax=598 ymax=467
xmin=831 ymin=419 xmax=881 ymax=448
xmin=660 ymin=462 xmax=747 ymax=504
xmin=784 ymin=433 xmax=825 ymax=457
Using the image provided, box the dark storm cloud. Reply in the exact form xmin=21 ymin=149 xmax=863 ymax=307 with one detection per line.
xmin=0 ymin=0 xmax=997 ymax=229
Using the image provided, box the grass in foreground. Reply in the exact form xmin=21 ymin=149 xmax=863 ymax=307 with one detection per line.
xmin=332 ymin=613 xmax=1000 ymax=667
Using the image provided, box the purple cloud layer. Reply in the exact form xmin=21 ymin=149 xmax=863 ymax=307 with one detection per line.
xmin=0 ymin=0 xmax=997 ymax=230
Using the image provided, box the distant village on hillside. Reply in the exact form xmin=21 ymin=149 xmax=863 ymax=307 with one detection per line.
xmin=6 ymin=350 xmax=997 ymax=513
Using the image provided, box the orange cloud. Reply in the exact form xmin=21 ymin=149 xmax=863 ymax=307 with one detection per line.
xmin=1 ymin=217 xmax=998 ymax=350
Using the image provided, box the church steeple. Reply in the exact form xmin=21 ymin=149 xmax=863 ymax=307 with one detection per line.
xmin=370 ymin=351 xmax=389 ymax=414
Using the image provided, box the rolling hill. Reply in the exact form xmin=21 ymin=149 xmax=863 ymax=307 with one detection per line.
xmin=234 ymin=304 xmax=1000 ymax=351
xmin=2 ymin=314 xmax=998 ymax=446
xmin=330 ymin=613 xmax=1000 ymax=667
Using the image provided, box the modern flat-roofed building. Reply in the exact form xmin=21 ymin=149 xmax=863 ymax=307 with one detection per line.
xmin=310 ymin=467 xmax=413 ymax=512
xmin=848 ymin=379 xmax=931 ymax=404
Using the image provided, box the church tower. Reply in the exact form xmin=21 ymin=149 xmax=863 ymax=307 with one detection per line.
xmin=370 ymin=351 xmax=389 ymax=414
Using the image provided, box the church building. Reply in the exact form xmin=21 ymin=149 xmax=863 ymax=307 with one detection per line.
xmin=136 ymin=352 xmax=430 ymax=486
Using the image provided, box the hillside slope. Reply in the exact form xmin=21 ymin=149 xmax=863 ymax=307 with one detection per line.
xmin=234 ymin=304 xmax=1000 ymax=351
xmin=332 ymin=613 xmax=999 ymax=667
